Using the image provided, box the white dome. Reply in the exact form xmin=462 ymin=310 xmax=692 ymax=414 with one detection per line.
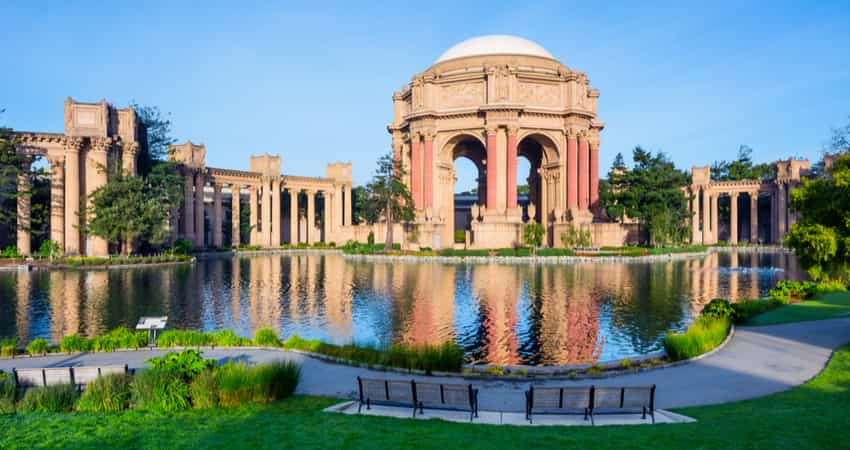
xmin=435 ymin=35 xmax=555 ymax=64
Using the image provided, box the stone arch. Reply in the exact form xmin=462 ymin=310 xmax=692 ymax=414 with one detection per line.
xmin=436 ymin=132 xmax=488 ymax=245
xmin=516 ymin=130 xmax=560 ymax=164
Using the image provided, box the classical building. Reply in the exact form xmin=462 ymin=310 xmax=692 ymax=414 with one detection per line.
xmin=11 ymin=98 xmax=353 ymax=256
xmin=687 ymin=159 xmax=810 ymax=245
xmin=388 ymin=35 xmax=606 ymax=249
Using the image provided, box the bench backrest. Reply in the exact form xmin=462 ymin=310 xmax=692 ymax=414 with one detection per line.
xmin=358 ymin=377 xmax=416 ymax=404
xmin=13 ymin=365 xmax=129 ymax=388
xmin=415 ymin=382 xmax=474 ymax=408
xmin=593 ymin=385 xmax=655 ymax=409
xmin=530 ymin=386 xmax=592 ymax=409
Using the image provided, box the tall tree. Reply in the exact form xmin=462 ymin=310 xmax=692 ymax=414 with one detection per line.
xmin=0 ymin=110 xmax=32 ymax=232
xmin=364 ymin=152 xmax=414 ymax=249
xmin=711 ymin=145 xmax=776 ymax=181
xmin=786 ymin=153 xmax=850 ymax=281
xmin=602 ymin=147 xmax=691 ymax=246
xmin=132 ymin=103 xmax=177 ymax=174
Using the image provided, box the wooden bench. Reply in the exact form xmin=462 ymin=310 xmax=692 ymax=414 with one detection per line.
xmin=592 ymin=385 xmax=656 ymax=424
xmin=525 ymin=385 xmax=656 ymax=424
xmin=356 ymin=377 xmax=479 ymax=421
xmin=13 ymin=365 xmax=129 ymax=390
xmin=525 ymin=386 xmax=592 ymax=424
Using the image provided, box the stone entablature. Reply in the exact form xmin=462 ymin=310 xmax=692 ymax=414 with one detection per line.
xmin=11 ymin=99 xmax=354 ymax=256
xmin=687 ymin=159 xmax=810 ymax=245
xmin=388 ymin=36 xmax=605 ymax=249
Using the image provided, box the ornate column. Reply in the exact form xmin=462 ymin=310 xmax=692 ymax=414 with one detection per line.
xmin=231 ymin=185 xmax=241 ymax=247
xmin=122 ymin=142 xmax=138 ymax=176
xmin=344 ymin=184 xmax=352 ymax=227
xmin=63 ymin=139 xmax=82 ymax=255
xmin=411 ymin=134 xmax=422 ymax=210
xmin=589 ymin=141 xmax=599 ymax=211
xmin=194 ymin=172 xmax=205 ymax=248
xmin=212 ymin=184 xmax=223 ymax=248
xmin=567 ymin=131 xmax=578 ymax=209
xmin=691 ymin=188 xmax=700 ymax=244
xmin=506 ymin=125 xmax=519 ymax=209
xmin=249 ymin=186 xmax=258 ymax=245
xmin=540 ymin=170 xmax=549 ymax=228
xmin=271 ymin=179 xmax=281 ymax=247
xmin=702 ymin=189 xmax=710 ymax=244
xmin=86 ymin=138 xmax=110 ymax=256
xmin=306 ymin=190 xmax=316 ymax=244
xmin=259 ymin=178 xmax=271 ymax=247
xmin=48 ymin=156 xmax=65 ymax=251
xmin=423 ymin=131 xmax=434 ymax=209
xmin=578 ymin=133 xmax=589 ymax=210
xmin=711 ymin=192 xmax=719 ymax=244
xmin=16 ymin=158 xmax=31 ymax=255
xmin=183 ymin=172 xmax=195 ymax=244
xmin=289 ymin=189 xmax=299 ymax=244
xmin=750 ymin=191 xmax=758 ymax=243
xmin=777 ymin=183 xmax=787 ymax=242
xmin=730 ymin=192 xmax=739 ymax=244
xmin=334 ymin=184 xmax=344 ymax=230
xmin=485 ymin=125 xmax=498 ymax=210
xmin=323 ymin=191 xmax=331 ymax=242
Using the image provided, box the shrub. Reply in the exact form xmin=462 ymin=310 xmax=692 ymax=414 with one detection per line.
xmin=732 ymin=298 xmax=787 ymax=323
xmin=367 ymin=231 xmax=375 ymax=246
xmin=89 ymin=327 xmax=148 ymax=351
xmin=536 ymin=248 xmax=575 ymax=257
xmin=36 ymin=240 xmax=62 ymax=261
xmin=189 ymin=369 xmax=219 ymax=409
xmin=522 ymin=223 xmax=545 ymax=248
xmin=815 ymin=280 xmax=847 ymax=295
xmin=663 ymin=316 xmax=731 ymax=361
xmin=130 ymin=368 xmax=191 ymax=412
xmin=1 ymin=337 xmax=16 ymax=357
xmin=173 ymin=238 xmax=193 ymax=255
xmin=210 ymin=329 xmax=250 ymax=347
xmin=146 ymin=349 xmax=215 ymax=381
xmin=77 ymin=373 xmax=132 ymax=412
xmin=19 ymin=384 xmax=78 ymax=413
xmin=1 ymin=246 xmax=20 ymax=259
xmin=59 ymin=334 xmax=89 ymax=353
xmin=216 ymin=362 xmax=253 ymax=407
xmin=454 ymin=230 xmax=466 ymax=243
xmin=769 ymin=280 xmax=818 ymax=302
xmin=701 ymin=299 xmax=735 ymax=320
xmin=253 ymin=328 xmax=281 ymax=347
xmin=157 ymin=329 xmax=210 ymax=348
xmin=248 ymin=360 xmax=301 ymax=403
xmin=0 ymin=374 xmax=16 ymax=414
xmin=26 ymin=338 xmax=50 ymax=356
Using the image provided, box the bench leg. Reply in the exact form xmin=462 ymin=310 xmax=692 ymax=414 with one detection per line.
xmin=358 ymin=401 xmax=363 ymax=414
xmin=419 ymin=401 xmax=424 ymax=416
xmin=589 ymin=412 xmax=595 ymax=426
xmin=642 ymin=406 xmax=646 ymax=420
xmin=366 ymin=398 xmax=370 ymax=411
xmin=584 ymin=408 xmax=589 ymax=421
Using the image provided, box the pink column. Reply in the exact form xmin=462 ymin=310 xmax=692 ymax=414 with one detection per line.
xmin=578 ymin=136 xmax=589 ymax=210
xmin=423 ymin=135 xmax=434 ymax=209
xmin=506 ymin=129 xmax=518 ymax=209
xmin=411 ymin=137 xmax=421 ymax=210
xmin=589 ymin=144 xmax=599 ymax=211
xmin=486 ymin=128 xmax=498 ymax=209
xmin=567 ymin=135 xmax=578 ymax=209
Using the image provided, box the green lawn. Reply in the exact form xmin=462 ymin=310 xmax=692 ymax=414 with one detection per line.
xmin=747 ymin=291 xmax=850 ymax=326
xmin=2 ymin=344 xmax=850 ymax=449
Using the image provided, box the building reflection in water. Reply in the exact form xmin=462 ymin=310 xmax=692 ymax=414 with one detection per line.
xmin=0 ymin=250 xmax=803 ymax=366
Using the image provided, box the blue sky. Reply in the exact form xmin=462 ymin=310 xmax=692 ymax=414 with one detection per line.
xmin=2 ymin=1 xmax=849 ymax=189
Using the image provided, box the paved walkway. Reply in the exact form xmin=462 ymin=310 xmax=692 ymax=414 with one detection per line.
xmin=2 ymin=318 xmax=848 ymax=411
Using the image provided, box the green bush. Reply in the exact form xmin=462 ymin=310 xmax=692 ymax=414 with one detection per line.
xmin=189 ymin=369 xmax=219 ymax=409
xmin=26 ymin=338 xmax=50 ymax=356
xmin=284 ymin=335 xmax=464 ymax=373
xmin=253 ymin=328 xmax=281 ymax=347
xmin=0 ymin=374 xmax=16 ymax=414
xmin=156 ymin=329 xmax=249 ymax=348
xmin=663 ymin=316 xmax=731 ymax=361
xmin=76 ymin=373 xmax=132 ymax=412
xmin=701 ymin=299 xmax=736 ymax=320
xmin=173 ymin=238 xmax=193 ymax=255
xmin=19 ymin=384 xmax=78 ymax=413
xmin=769 ymin=280 xmax=818 ymax=302
xmin=515 ymin=247 xmax=532 ymax=257
xmin=454 ymin=230 xmax=466 ymax=243
xmin=210 ymin=329 xmax=250 ymax=347
xmin=146 ymin=349 xmax=215 ymax=381
xmin=1 ymin=337 xmax=16 ymax=357
xmin=367 ymin=231 xmax=375 ymax=246
xmin=0 ymin=246 xmax=21 ymax=259
xmin=59 ymin=334 xmax=89 ymax=353
xmin=130 ymin=368 xmax=191 ymax=412
xmin=216 ymin=362 xmax=253 ymax=407
xmin=535 ymin=248 xmax=575 ymax=257
xmin=732 ymin=298 xmax=787 ymax=323
xmin=217 ymin=360 xmax=300 ymax=407
xmin=89 ymin=327 xmax=148 ymax=351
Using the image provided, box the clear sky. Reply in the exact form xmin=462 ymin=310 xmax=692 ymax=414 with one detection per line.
xmin=2 ymin=1 xmax=849 ymax=190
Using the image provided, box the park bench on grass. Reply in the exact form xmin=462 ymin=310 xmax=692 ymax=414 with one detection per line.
xmin=525 ymin=386 xmax=593 ymax=424
xmin=13 ymin=365 xmax=129 ymax=390
xmin=356 ymin=377 xmax=479 ymax=421
xmin=525 ymin=385 xmax=656 ymax=424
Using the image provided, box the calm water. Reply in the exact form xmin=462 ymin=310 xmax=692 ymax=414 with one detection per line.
xmin=0 ymin=250 xmax=802 ymax=366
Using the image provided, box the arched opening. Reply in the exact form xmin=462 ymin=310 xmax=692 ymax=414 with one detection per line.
xmin=517 ymin=137 xmax=546 ymax=223
xmin=447 ymin=136 xmax=486 ymax=244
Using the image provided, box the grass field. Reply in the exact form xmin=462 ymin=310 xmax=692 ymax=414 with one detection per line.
xmin=1 ymin=341 xmax=849 ymax=449
xmin=747 ymin=291 xmax=850 ymax=326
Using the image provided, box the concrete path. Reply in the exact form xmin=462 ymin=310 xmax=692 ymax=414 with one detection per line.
xmin=2 ymin=318 xmax=848 ymax=411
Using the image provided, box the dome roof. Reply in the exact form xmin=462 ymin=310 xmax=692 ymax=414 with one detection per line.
xmin=435 ymin=35 xmax=555 ymax=64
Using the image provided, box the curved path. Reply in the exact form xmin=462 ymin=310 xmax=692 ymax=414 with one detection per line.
xmin=3 ymin=318 xmax=849 ymax=411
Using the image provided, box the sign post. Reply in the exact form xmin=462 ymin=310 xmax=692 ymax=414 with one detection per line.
xmin=135 ymin=316 xmax=168 ymax=348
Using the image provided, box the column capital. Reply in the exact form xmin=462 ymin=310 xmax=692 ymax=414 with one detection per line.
xmin=213 ymin=183 xmax=222 ymax=192
xmin=47 ymin=155 xmax=65 ymax=168
xmin=89 ymin=137 xmax=113 ymax=153
xmin=62 ymin=136 xmax=84 ymax=152
xmin=731 ymin=191 xmax=739 ymax=198
xmin=485 ymin=124 xmax=500 ymax=136
xmin=507 ymin=124 xmax=520 ymax=136
xmin=422 ymin=129 xmax=436 ymax=140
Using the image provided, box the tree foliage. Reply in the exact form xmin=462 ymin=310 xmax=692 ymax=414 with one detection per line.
xmin=0 ymin=125 xmax=28 ymax=230
xmin=363 ymin=152 xmax=414 ymax=249
xmin=786 ymin=153 xmax=850 ymax=281
xmin=522 ymin=223 xmax=545 ymax=250
xmin=132 ymin=103 xmax=177 ymax=176
xmin=600 ymin=147 xmax=690 ymax=246
xmin=710 ymin=145 xmax=776 ymax=181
